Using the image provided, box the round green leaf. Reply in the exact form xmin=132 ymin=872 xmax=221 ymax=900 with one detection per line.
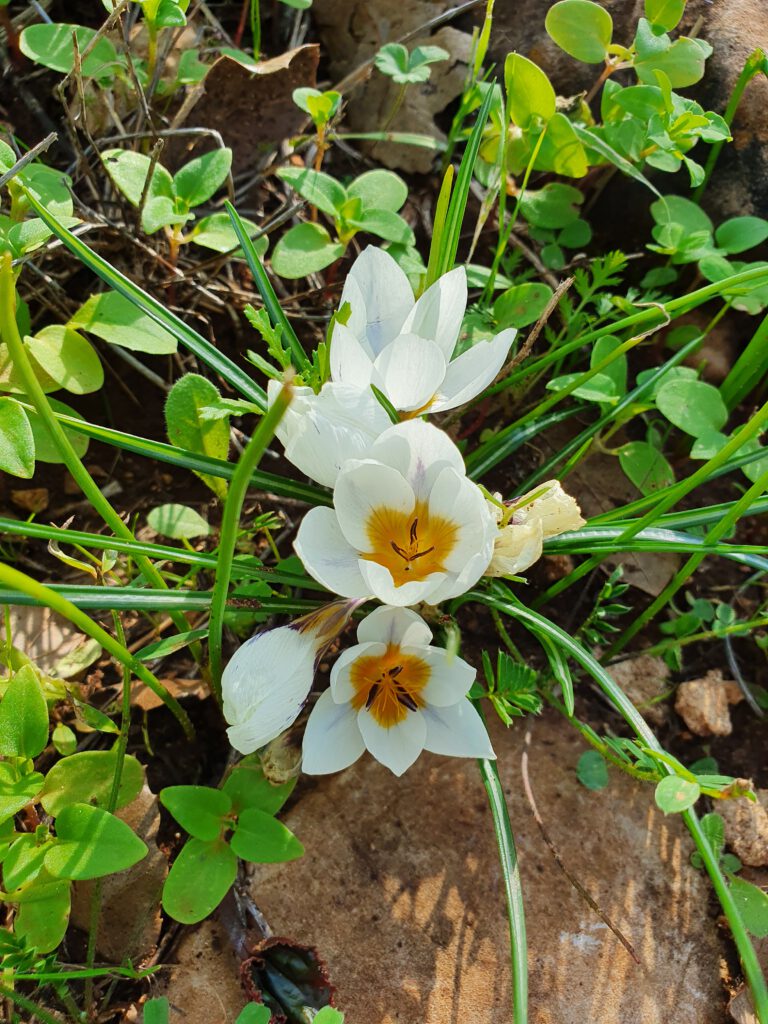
xmin=619 ymin=440 xmax=675 ymax=494
xmin=162 ymin=837 xmax=237 ymax=924
xmin=347 ymin=208 xmax=414 ymax=245
xmin=656 ymin=378 xmax=728 ymax=437
xmin=729 ymin=875 xmax=768 ymax=938
xmin=230 ymin=807 xmax=304 ymax=863
xmin=278 ymin=166 xmax=346 ymax=217
xmin=645 ymin=0 xmax=685 ymax=31
xmin=13 ymin=873 xmax=71 ymax=954
xmin=271 ymin=223 xmax=345 ymax=279
xmin=45 ymin=803 xmax=147 ymax=880
xmin=545 ymin=0 xmax=613 ymax=63
xmin=576 ymin=750 xmax=609 ymax=791
xmin=654 ymin=775 xmax=700 ymax=814
xmin=0 ymin=665 xmax=49 ymax=759
xmin=70 ymin=290 xmax=178 ymax=355
xmin=504 ymin=53 xmax=556 ymax=128
xmin=222 ymin=761 xmax=296 ymax=816
xmin=19 ymin=23 xmax=120 ymax=79
xmin=160 ymin=785 xmax=231 ymax=841
xmin=635 ymin=35 xmax=712 ymax=89
xmin=347 ymin=170 xmax=408 ymax=213
xmin=0 ymin=397 xmax=34 ymax=478
xmin=3 ymin=833 xmax=49 ymax=890
xmin=25 ymin=325 xmax=103 ymax=395
xmin=192 ymin=213 xmax=268 ymax=256
xmin=101 ymin=149 xmax=174 ymax=207
xmin=650 ymin=194 xmax=713 ymax=235
xmin=147 ymin=503 xmax=211 ymax=539
xmin=493 ymin=282 xmax=553 ymax=329
xmin=714 ymin=217 xmax=768 ymax=255
xmin=25 ymin=397 xmax=89 ymax=463
xmin=40 ymin=750 xmax=144 ymax=816
xmin=173 ymin=148 xmax=233 ymax=208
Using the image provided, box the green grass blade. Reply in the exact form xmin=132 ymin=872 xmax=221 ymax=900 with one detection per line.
xmin=22 ymin=191 xmax=266 ymax=408
xmin=0 ymin=585 xmax=320 ymax=613
xmin=466 ymin=408 xmax=579 ymax=480
xmin=594 ymin=496 xmax=768 ymax=532
xmin=224 ymin=200 xmax=309 ymax=372
xmin=720 ymin=312 xmax=768 ymax=411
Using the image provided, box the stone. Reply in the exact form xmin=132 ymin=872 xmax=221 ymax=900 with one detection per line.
xmin=675 ymin=669 xmax=744 ymax=737
xmin=228 ymin=713 xmax=726 ymax=1024
xmin=606 ymin=654 xmax=671 ymax=727
xmin=720 ymin=788 xmax=768 ymax=868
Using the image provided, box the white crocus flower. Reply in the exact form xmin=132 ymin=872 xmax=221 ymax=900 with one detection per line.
xmin=485 ymin=480 xmax=586 ymax=578
xmin=330 ymin=246 xmax=516 ymax=415
xmin=294 ymin=419 xmax=497 ymax=607
xmin=223 ymin=600 xmax=360 ymax=754
xmin=302 ymin=606 xmax=495 ymax=776
xmin=267 ymin=380 xmax=391 ymax=488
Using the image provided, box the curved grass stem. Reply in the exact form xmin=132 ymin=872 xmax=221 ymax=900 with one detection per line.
xmin=208 ymin=381 xmax=293 ymax=700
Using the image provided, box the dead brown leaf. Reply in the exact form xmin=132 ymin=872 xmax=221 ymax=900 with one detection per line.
xmin=11 ymin=487 xmax=49 ymax=513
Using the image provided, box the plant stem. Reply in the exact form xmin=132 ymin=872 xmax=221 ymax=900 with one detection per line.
xmin=208 ymin=381 xmax=293 ymax=700
xmin=693 ymin=48 xmax=766 ymax=203
xmin=0 ymin=560 xmax=193 ymax=738
xmin=0 ymin=253 xmax=191 ymax=641
xmin=476 ymin=744 xmax=528 ymax=1024
xmin=477 ymin=587 xmax=768 ymax=1024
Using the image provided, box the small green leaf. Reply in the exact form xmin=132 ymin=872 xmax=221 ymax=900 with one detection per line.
xmin=223 ymin=761 xmax=296 ymax=816
xmin=71 ymin=289 xmax=178 ymax=355
xmin=25 ymin=397 xmax=89 ymax=464
xmin=3 ymin=833 xmax=49 ymax=890
xmin=25 ymin=325 xmax=103 ymax=395
xmin=235 ymin=1006 xmax=271 ymax=1024
xmin=147 ymin=502 xmax=211 ymax=539
xmin=347 ymin=170 xmax=408 ymax=212
xmin=576 ymin=750 xmax=609 ymax=791
xmin=0 ymin=763 xmax=44 ymax=823
xmin=655 ymin=775 xmax=700 ymax=814
xmin=19 ymin=23 xmax=120 ymax=79
xmin=656 ymin=378 xmax=728 ymax=437
xmin=645 ymin=0 xmax=685 ymax=31
xmin=230 ymin=807 xmax=304 ymax=863
xmin=714 ymin=217 xmax=768 ymax=255
xmin=634 ymin=22 xmax=712 ymax=88
xmin=192 ymin=213 xmax=267 ymax=256
xmin=0 ymin=398 xmax=35 ymax=478
xmin=162 ymin=837 xmax=237 ymax=923
xmin=12 ymin=872 xmax=71 ymax=954
xmin=143 ymin=997 xmax=170 ymax=1024
xmin=650 ymin=194 xmax=713 ymax=235
xmin=52 ymin=723 xmax=77 ymax=756
xmin=493 ymin=282 xmax=554 ymax=329
xmin=165 ymin=374 xmax=230 ymax=499
xmin=40 ymin=749 xmax=143 ymax=816
xmin=545 ymin=0 xmax=613 ymax=63
xmin=73 ymin=699 xmax=120 ymax=734
xmin=271 ymin=223 xmax=345 ymax=279
xmin=505 ymin=53 xmax=556 ymax=127
xmin=278 ymin=167 xmax=347 ymax=216
xmin=0 ymin=665 xmax=49 ymax=759
xmin=348 ymin=208 xmax=414 ymax=245
xmin=619 ymin=440 xmax=675 ymax=494
xmin=729 ymin=875 xmax=768 ymax=937
xmin=699 ymin=812 xmax=725 ymax=856
xmin=173 ymin=148 xmax=233 ymax=208
xmin=45 ymin=803 xmax=147 ymax=880
xmin=136 ymin=628 xmax=209 ymax=662
xmin=101 ymin=148 xmax=174 ymax=207
xmin=160 ymin=785 xmax=232 ymax=841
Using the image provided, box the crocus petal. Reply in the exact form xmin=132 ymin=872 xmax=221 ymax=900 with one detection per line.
xmin=330 ymin=641 xmax=386 ymax=703
xmin=372 ymin=334 xmax=446 ymax=412
xmin=268 ymin=380 xmax=390 ymax=488
xmin=485 ymin=519 xmax=544 ymax=578
xmin=358 ymin=559 xmax=444 ymax=607
xmin=338 ymin=246 xmax=413 ymax=356
xmin=358 ymin=707 xmax=427 ymax=776
xmin=426 ymin=547 xmax=496 ymax=605
xmin=334 ymin=459 xmax=416 ymax=551
xmin=415 ymin=648 xmax=477 ymax=707
xmin=430 ymin=328 xmax=516 ymax=413
xmin=369 ymin=419 xmax=465 ymax=500
xmin=356 ymin=605 xmax=433 ymax=647
xmin=222 ymin=626 xmax=316 ymax=754
xmin=302 ymin=689 xmax=366 ymax=774
xmin=399 ymin=266 xmax=467 ymax=359
xmin=427 ymin=467 xmax=496 ymax=573
xmin=294 ymin=507 xmax=370 ymax=598
xmin=329 ymin=323 xmax=375 ymax=388
xmin=422 ymin=700 xmax=495 ymax=759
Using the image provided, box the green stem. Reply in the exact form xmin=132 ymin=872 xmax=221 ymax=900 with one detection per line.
xmin=476 ymin=587 xmax=768 ymax=1024
xmin=0 ymin=560 xmax=193 ymax=738
xmin=603 ymin=467 xmax=768 ymax=659
xmin=693 ymin=49 xmax=766 ymax=203
xmin=250 ymin=0 xmax=261 ymax=60
xmin=0 ymin=983 xmax=64 ymax=1024
xmin=208 ymin=382 xmax=293 ymax=700
xmin=0 ymin=254 xmax=191 ymax=642
xmin=535 ymin=398 xmax=768 ymax=607
xmin=476 ymin=742 xmax=528 ymax=1024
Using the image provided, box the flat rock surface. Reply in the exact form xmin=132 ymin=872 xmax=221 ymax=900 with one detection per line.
xmin=237 ymin=712 xmax=727 ymax=1024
